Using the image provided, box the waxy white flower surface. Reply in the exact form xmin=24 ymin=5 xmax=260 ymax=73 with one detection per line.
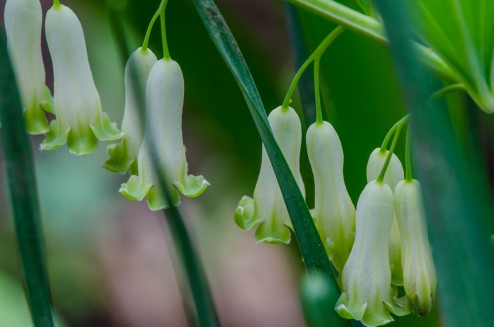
xmin=120 ymin=59 xmax=209 ymax=210
xmin=395 ymin=180 xmax=436 ymax=316
xmin=306 ymin=121 xmax=355 ymax=272
xmin=234 ymin=106 xmax=305 ymax=244
xmin=42 ymin=4 xmax=122 ymax=155
xmin=336 ymin=181 xmax=409 ymax=327
xmin=105 ymin=47 xmax=157 ymax=174
xmin=4 ymin=0 xmax=53 ymax=134
xmin=367 ymin=148 xmax=404 ymax=286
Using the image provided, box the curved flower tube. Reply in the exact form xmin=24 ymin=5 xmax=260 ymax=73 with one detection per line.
xmin=4 ymin=0 xmax=53 ymax=134
xmin=367 ymin=148 xmax=404 ymax=286
xmin=336 ymin=180 xmax=410 ymax=327
xmin=234 ymin=106 xmax=305 ymax=244
xmin=306 ymin=121 xmax=355 ymax=272
xmin=395 ymin=180 xmax=436 ymax=316
xmin=120 ymin=59 xmax=209 ymax=210
xmin=41 ymin=4 xmax=122 ymax=155
xmin=105 ymin=47 xmax=157 ymax=174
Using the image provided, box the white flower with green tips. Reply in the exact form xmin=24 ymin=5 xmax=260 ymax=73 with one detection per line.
xmin=336 ymin=180 xmax=410 ymax=327
xmin=234 ymin=106 xmax=305 ymax=244
xmin=120 ymin=59 xmax=209 ymax=210
xmin=41 ymin=3 xmax=122 ymax=155
xmin=395 ymin=179 xmax=436 ymax=316
xmin=4 ymin=0 xmax=53 ymax=134
xmin=306 ymin=121 xmax=355 ymax=272
xmin=367 ymin=148 xmax=404 ymax=286
xmin=105 ymin=47 xmax=157 ymax=174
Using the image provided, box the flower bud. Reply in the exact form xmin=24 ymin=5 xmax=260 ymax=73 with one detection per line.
xmin=336 ymin=181 xmax=410 ymax=326
xmin=234 ymin=106 xmax=305 ymax=244
xmin=41 ymin=4 xmax=122 ymax=155
xmin=306 ymin=121 xmax=355 ymax=272
xmin=105 ymin=47 xmax=157 ymax=174
xmin=395 ymin=180 xmax=436 ymax=316
xmin=4 ymin=0 xmax=53 ymax=134
xmin=120 ymin=59 xmax=209 ymax=210
xmin=367 ymin=148 xmax=404 ymax=286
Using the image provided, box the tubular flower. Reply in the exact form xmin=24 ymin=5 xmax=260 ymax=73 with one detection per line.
xmin=105 ymin=47 xmax=157 ymax=174
xmin=366 ymin=148 xmax=404 ymax=286
xmin=4 ymin=0 xmax=53 ymax=134
xmin=336 ymin=181 xmax=410 ymax=327
xmin=41 ymin=3 xmax=122 ymax=155
xmin=234 ymin=106 xmax=305 ymax=244
xmin=120 ymin=59 xmax=209 ymax=210
xmin=306 ymin=121 xmax=355 ymax=272
xmin=395 ymin=180 xmax=436 ymax=316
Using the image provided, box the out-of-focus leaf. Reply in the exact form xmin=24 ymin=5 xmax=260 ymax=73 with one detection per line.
xmin=413 ymin=0 xmax=494 ymax=113
xmin=374 ymin=1 xmax=494 ymax=327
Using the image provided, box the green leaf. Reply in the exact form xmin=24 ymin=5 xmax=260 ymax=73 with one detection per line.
xmin=374 ymin=1 xmax=494 ymax=326
xmin=191 ymin=2 xmax=351 ymax=325
xmin=0 ymin=35 xmax=54 ymax=326
xmin=413 ymin=0 xmax=494 ymax=113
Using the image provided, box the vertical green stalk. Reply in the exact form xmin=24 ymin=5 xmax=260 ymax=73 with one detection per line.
xmin=0 ymin=36 xmax=54 ymax=326
xmin=314 ymin=57 xmax=323 ymax=124
xmin=160 ymin=0 xmax=171 ymax=60
xmin=53 ymin=0 xmax=61 ymax=8
xmin=405 ymin=127 xmax=412 ymax=181
xmin=374 ymin=1 xmax=494 ymax=326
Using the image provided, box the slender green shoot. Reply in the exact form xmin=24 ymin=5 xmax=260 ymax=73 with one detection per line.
xmin=142 ymin=0 xmax=169 ymax=54
xmin=282 ymin=26 xmax=344 ymax=109
xmin=314 ymin=57 xmax=323 ymax=124
xmin=377 ymin=123 xmax=403 ymax=183
xmin=380 ymin=114 xmax=409 ymax=151
xmin=432 ymin=83 xmax=466 ymax=99
xmin=160 ymin=0 xmax=171 ymax=60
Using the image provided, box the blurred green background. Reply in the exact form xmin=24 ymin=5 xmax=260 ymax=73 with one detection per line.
xmin=1 ymin=0 xmax=492 ymax=326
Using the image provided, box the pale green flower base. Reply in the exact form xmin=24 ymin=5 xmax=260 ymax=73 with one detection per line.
xmin=40 ymin=112 xmax=122 ymax=155
xmin=120 ymin=173 xmax=209 ymax=211
xmin=105 ymin=137 xmax=136 ymax=175
xmin=234 ymin=196 xmax=292 ymax=244
xmin=24 ymin=86 xmax=54 ymax=135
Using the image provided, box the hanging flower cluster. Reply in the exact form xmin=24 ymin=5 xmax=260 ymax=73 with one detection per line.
xmin=4 ymin=0 xmax=208 ymax=210
xmin=234 ymin=27 xmax=437 ymax=326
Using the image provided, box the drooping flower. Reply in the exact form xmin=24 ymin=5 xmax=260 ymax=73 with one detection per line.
xmin=105 ymin=47 xmax=157 ymax=174
xmin=336 ymin=180 xmax=410 ymax=327
xmin=41 ymin=3 xmax=122 ymax=155
xmin=395 ymin=179 xmax=436 ymax=316
xmin=120 ymin=59 xmax=209 ymax=210
xmin=306 ymin=121 xmax=355 ymax=272
xmin=4 ymin=0 xmax=53 ymax=134
xmin=234 ymin=106 xmax=305 ymax=244
xmin=366 ymin=148 xmax=404 ymax=286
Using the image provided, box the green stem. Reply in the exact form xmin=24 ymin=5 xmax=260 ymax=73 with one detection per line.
xmin=314 ymin=57 xmax=323 ymax=124
xmin=282 ymin=26 xmax=344 ymax=109
xmin=53 ymin=0 xmax=60 ymax=7
xmin=380 ymin=114 xmax=409 ymax=151
xmin=405 ymin=126 xmax=412 ymax=181
xmin=377 ymin=123 xmax=402 ymax=183
xmin=285 ymin=0 xmax=456 ymax=81
xmin=0 ymin=35 xmax=54 ymax=327
xmin=432 ymin=83 xmax=466 ymax=99
xmin=142 ymin=0 xmax=168 ymax=52
xmin=160 ymin=1 xmax=171 ymax=60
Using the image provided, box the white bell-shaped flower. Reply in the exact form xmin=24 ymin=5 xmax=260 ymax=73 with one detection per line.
xmin=41 ymin=3 xmax=122 ymax=155
xmin=4 ymin=0 xmax=53 ymax=134
xmin=105 ymin=47 xmax=157 ymax=174
xmin=395 ymin=180 xmax=436 ymax=316
xmin=306 ymin=121 xmax=355 ymax=272
xmin=234 ymin=106 xmax=305 ymax=244
xmin=120 ymin=59 xmax=209 ymax=210
xmin=336 ymin=180 xmax=409 ymax=327
xmin=367 ymin=148 xmax=404 ymax=286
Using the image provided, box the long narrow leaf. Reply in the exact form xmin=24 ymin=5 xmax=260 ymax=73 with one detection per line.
xmin=0 ymin=35 xmax=54 ymax=326
xmin=374 ymin=2 xmax=494 ymax=326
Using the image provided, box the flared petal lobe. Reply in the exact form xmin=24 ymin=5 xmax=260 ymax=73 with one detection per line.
xmin=105 ymin=47 xmax=158 ymax=174
xmin=42 ymin=4 xmax=122 ymax=155
xmin=234 ymin=106 xmax=305 ymax=244
xmin=306 ymin=121 xmax=355 ymax=272
xmin=336 ymin=181 xmax=410 ymax=327
xmin=395 ymin=180 xmax=436 ymax=316
xmin=5 ymin=0 xmax=53 ymax=134
xmin=120 ymin=59 xmax=208 ymax=210
xmin=367 ymin=148 xmax=404 ymax=285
